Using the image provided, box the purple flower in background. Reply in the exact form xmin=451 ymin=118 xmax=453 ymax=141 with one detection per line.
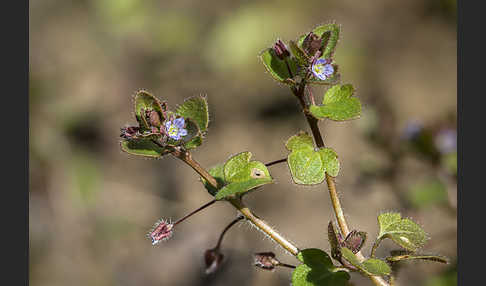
xmin=164 ymin=117 xmax=188 ymax=140
xmin=435 ymin=129 xmax=456 ymax=154
xmin=311 ymin=58 xmax=334 ymax=80
xmin=402 ymin=120 xmax=423 ymax=140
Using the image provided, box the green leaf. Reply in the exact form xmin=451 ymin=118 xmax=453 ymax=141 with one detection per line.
xmin=214 ymin=178 xmax=273 ymax=200
xmin=259 ymin=48 xmax=298 ymax=84
xmin=318 ymin=148 xmax=339 ymax=177
xmin=285 ymin=131 xmax=315 ymax=151
xmin=362 ymin=259 xmax=392 ymax=276
xmin=184 ymin=136 xmax=203 ymax=150
xmin=288 ymin=148 xmax=326 ymax=185
xmin=134 ymin=90 xmax=166 ymax=129
xmin=386 ymin=254 xmax=448 ymax=264
xmin=309 ymin=84 xmax=361 ymax=121
xmin=292 ymin=249 xmax=350 ymax=286
xmin=176 ymin=95 xmax=209 ymax=133
xmin=289 ymin=40 xmax=311 ymax=66
xmin=377 ymin=212 xmax=429 ymax=252
xmin=286 ymin=132 xmax=340 ymax=184
xmin=120 ymin=139 xmax=170 ymax=158
xmin=213 ymin=152 xmax=273 ymax=200
xmin=297 ymin=24 xmax=340 ymax=59
xmin=201 ymin=164 xmax=225 ymax=196
xmin=341 ymin=248 xmax=391 ymax=276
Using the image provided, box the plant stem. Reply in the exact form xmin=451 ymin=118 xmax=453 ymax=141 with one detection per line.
xmin=215 ymin=216 xmax=244 ymax=249
xmin=229 ymin=197 xmax=300 ymax=256
xmin=172 ymin=149 xmax=300 ymax=257
xmin=174 ymin=200 xmax=216 ymax=226
xmin=291 ymin=83 xmax=390 ymax=286
xmin=265 ymin=158 xmax=287 ymax=167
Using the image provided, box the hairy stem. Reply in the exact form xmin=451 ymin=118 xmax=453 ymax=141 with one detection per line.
xmin=172 ymin=149 xmax=300 ymax=257
xmin=291 ymin=83 xmax=389 ymax=286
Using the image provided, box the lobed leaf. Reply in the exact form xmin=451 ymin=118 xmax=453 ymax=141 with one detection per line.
xmin=309 ymin=84 xmax=361 ymax=121
xmin=286 ymin=132 xmax=340 ymax=184
xmin=377 ymin=212 xmax=429 ymax=252
xmin=292 ymin=248 xmax=350 ymax=286
xmin=211 ymin=152 xmax=273 ymax=200
xmin=201 ymin=164 xmax=225 ymax=196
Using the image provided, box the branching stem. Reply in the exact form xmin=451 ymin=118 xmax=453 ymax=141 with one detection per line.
xmin=172 ymin=149 xmax=300 ymax=257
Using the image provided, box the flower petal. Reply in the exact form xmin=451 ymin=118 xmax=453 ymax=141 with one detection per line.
xmin=179 ymin=128 xmax=188 ymax=137
xmin=174 ymin=117 xmax=185 ymax=128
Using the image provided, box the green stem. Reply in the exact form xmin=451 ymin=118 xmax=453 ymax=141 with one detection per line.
xmin=291 ymin=83 xmax=390 ymax=286
xmin=172 ymin=149 xmax=300 ymax=257
xmin=370 ymin=237 xmax=383 ymax=258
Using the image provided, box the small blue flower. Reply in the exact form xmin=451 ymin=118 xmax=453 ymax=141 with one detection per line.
xmin=435 ymin=129 xmax=456 ymax=154
xmin=164 ymin=117 xmax=188 ymax=140
xmin=311 ymin=58 xmax=334 ymax=80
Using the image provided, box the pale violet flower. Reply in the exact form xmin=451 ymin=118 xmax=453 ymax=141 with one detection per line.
xmin=312 ymin=58 xmax=334 ymax=80
xmin=164 ymin=117 xmax=188 ymax=140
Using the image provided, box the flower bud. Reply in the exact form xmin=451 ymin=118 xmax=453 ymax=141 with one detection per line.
xmin=120 ymin=126 xmax=140 ymax=139
xmin=147 ymin=219 xmax=174 ymax=245
xmin=254 ymin=252 xmax=280 ymax=271
xmin=273 ymin=39 xmax=290 ymax=60
xmin=342 ymin=230 xmax=367 ymax=254
xmin=302 ymin=32 xmax=322 ymax=57
xmin=204 ymin=248 xmax=224 ymax=274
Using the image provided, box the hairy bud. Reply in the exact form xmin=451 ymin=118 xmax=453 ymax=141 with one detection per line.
xmin=147 ymin=219 xmax=174 ymax=245
xmin=254 ymin=252 xmax=280 ymax=271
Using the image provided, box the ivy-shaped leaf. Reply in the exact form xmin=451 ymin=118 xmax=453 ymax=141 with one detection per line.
xmin=341 ymin=247 xmax=391 ymax=276
xmin=377 ymin=212 xmax=429 ymax=252
xmin=292 ymin=248 xmax=350 ymax=286
xmin=309 ymin=84 xmax=361 ymax=121
xmin=259 ymin=48 xmax=299 ymax=84
xmin=201 ymin=164 xmax=225 ymax=196
xmin=286 ymin=132 xmax=340 ymax=185
xmin=212 ymin=152 xmax=273 ymax=200
xmin=120 ymin=139 xmax=170 ymax=158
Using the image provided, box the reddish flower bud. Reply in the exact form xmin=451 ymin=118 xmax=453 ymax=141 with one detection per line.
xmin=254 ymin=252 xmax=280 ymax=271
xmin=302 ymin=32 xmax=322 ymax=57
xmin=273 ymin=39 xmax=290 ymax=60
xmin=120 ymin=126 xmax=140 ymax=139
xmin=204 ymin=248 xmax=224 ymax=274
xmin=342 ymin=230 xmax=367 ymax=254
xmin=147 ymin=219 xmax=174 ymax=245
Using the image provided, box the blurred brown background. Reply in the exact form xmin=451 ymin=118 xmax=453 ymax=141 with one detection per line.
xmin=29 ymin=0 xmax=457 ymax=285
